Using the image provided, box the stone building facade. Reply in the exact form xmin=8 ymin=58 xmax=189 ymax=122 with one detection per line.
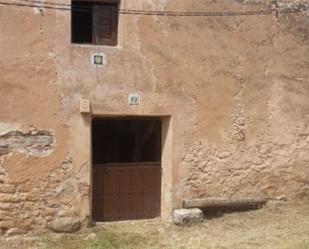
xmin=0 ymin=0 xmax=309 ymax=235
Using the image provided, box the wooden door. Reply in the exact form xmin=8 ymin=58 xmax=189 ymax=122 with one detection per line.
xmin=92 ymin=163 xmax=161 ymax=221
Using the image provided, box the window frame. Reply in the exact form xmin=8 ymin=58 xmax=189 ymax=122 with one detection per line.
xmin=71 ymin=0 xmax=119 ymax=46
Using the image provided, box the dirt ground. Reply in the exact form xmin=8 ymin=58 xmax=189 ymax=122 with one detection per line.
xmin=1 ymin=201 xmax=309 ymax=249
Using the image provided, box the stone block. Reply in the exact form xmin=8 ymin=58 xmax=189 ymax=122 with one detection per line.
xmin=0 ymin=184 xmax=15 ymax=194
xmin=0 ymin=202 xmax=19 ymax=210
xmin=0 ymin=194 xmax=19 ymax=203
xmin=48 ymin=218 xmax=81 ymax=233
xmin=0 ymin=146 xmax=9 ymax=156
xmin=173 ymin=208 xmax=203 ymax=225
xmin=6 ymin=228 xmax=26 ymax=236
xmin=0 ymin=219 xmax=33 ymax=229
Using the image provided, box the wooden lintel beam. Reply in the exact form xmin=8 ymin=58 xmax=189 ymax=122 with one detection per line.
xmin=182 ymin=197 xmax=268 ymax=209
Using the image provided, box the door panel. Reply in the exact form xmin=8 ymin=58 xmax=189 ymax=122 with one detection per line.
xmin=93 ymin=163 xmax=161 ymax=221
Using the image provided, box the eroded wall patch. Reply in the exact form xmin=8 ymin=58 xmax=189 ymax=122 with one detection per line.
xmin=0 ymin=124 xmax=55 ymax=157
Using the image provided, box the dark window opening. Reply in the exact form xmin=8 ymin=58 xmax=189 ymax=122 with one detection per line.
xmin=71 ymin=1 xmax=93 ymax=44
xmin=71 ymin=1 xmax=119 ymax=46
xmin=92 ymin=118 xmax=161 ymax=164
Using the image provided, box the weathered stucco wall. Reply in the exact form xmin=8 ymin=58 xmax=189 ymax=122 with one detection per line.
xmin=0 ymin=0 xmax=308 ymax=235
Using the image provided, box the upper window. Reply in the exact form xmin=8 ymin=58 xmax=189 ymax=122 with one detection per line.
xmin=71 ymin=1 xmax=119 ymax=46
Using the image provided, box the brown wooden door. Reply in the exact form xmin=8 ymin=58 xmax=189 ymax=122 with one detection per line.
xmin=92 ymin=163 xmax=161 ymax=221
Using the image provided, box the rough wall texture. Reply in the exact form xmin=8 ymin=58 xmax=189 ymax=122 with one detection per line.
xmin=0 ymin=0 xmax=308 ymax=235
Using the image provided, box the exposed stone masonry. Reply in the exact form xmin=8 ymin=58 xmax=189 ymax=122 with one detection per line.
xmin=0 ymin=129 xmax=54 ymax=157
xmin=0 ymin=126 xmax=83 ymax=235
xmin=184 ymin=125 xmax=309 ymax=200
xmin=0 ymin=154 xmax=84 ymax=236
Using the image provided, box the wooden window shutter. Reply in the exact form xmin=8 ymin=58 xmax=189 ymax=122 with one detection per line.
xmin=93 ymin=4 xmax=118 ymax=46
